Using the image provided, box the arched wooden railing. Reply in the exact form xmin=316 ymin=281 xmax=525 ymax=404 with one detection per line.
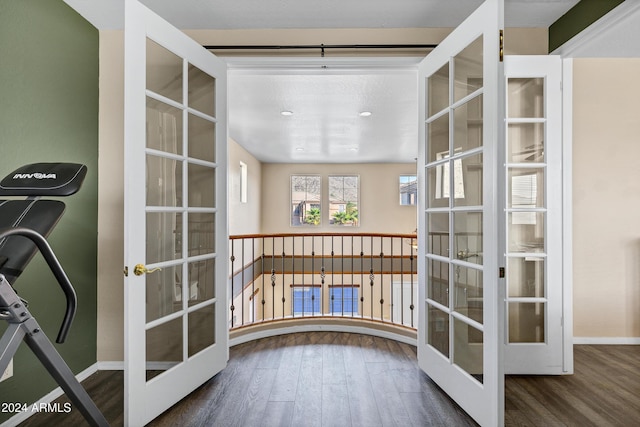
xmin=229 ymin=233 xmax=418 ymax=339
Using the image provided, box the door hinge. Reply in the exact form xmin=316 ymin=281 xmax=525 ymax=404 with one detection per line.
xmin=499 ymin=30 xmax=504 ymax=62
xmin=499 ymin=267 xmax=505 ymax=278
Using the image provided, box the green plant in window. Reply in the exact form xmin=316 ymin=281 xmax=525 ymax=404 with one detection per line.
xmin=304 ymin=208 xmax=321 ymax=225
xmin=332 ymin=202 xmax=358 ymax=225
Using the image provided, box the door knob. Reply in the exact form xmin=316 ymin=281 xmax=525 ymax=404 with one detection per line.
xmin=133 ymin=264 xmax=162 ymax=276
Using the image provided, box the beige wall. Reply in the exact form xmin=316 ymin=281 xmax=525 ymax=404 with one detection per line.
xmin=572 ymin=58 xmax=640 ymax=338
xmin=261 ymin=163 xmax=417 ymax=234
xmin=228 ymin=137 xmax=262 ymax=236
xmin=97 ymin=30 xmax=125 ymax=361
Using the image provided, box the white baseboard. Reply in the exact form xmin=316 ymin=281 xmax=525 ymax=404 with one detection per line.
xmin=96 ymin=361 xmax=124 ymax=370
xmin=573 ymin=337 xmax=640 ymax=345
xmin=1 ymin=363 xmax=99 ymax=427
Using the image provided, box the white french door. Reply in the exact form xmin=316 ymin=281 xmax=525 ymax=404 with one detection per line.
xmin=503 ymin=55 xmax=566 ymax=374
xmin=417 ymin=1 xmax=505 ymax=426
xmin=123 ymin=1 xmax=228 ymax=425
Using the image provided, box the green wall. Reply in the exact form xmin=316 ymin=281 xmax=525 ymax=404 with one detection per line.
xmin=549 ymin=0 xmax=625 ymax=52
xmin=0 ymin=0 xmax=99 ymax=422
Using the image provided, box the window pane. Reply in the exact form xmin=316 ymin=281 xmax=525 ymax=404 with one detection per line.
xmin=291 ymin=175 xmax=321 ymax=226
xmin=454 ymin=212 xmax=483 ymax=265
xmin=146 ymin=212 xmax=182 ymax=264
xmin=508 ymin=123 xmax=545 ymax=163
xmin=329 ymin=175 xmax=359 ymax=227
xmin=188 ymin=63 xmax=215 ymax=117
xmin=427 ymin=113 xmax=449 ymax=164
xmin=453 ymin=94 xmax=483 ymax=153
xmin=508 ymin=78 xmax=544 ymax=118
xmin=454 ymin=153 xmax=483 ymax=207
xmin=146 ymin=155 xmax=182 ymax=207
xmin=292 ymin=287 xmax=320 ymax=315
xmin=427 ymin=213 xmax=449 ymax=258
xmin=188 ymin=163 xmax=215 ymax=208
xmin=509 ymin=168 xmax=544 ymax=209
xmin=454 ymin=36 xmax=483 ymax=103
xmin=428 ymin=63 xmax=449 ymax=117
xmin=428 ymin=259 xmax=449 ymax=307
xmin=454 ymin=266 xmax=483 ymax=325
xmin=509 ymin=302 xmax=545 ymax=343
xmin=453 ymin=317 xmax=483 ymax=384
xmin=330 ymin=287 xmax=358 ymax=315
xmin=145 ymin=265 xmax=182 ymax=323
xmin=188 ymin=113 xmax=215 ymax=162
xmin=147 ymin=97 xmax=183 ymax=155
xmin=508 ymin=212 xmax=545 ymax=253
xmin=399 ymin=175 xmax=417 ymax=205
xmin=188 ymin=304 xmax=215 ymax=357
xmin=146 ymin=39 xmax=182 ymax=103
xmin=428 ymin=305 xmax=449 ymax=358
xmin=508 ymin=256 xmax=545 ymax=298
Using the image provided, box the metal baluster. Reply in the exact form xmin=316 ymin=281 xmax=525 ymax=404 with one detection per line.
xmin=360 ymin=235 xmax=364 ymax=319
xmin=261 ymin=237 xmax=266 ymax=322
xmin=400 ymin=236 xmax=405 ymax=326
xmin=351 ymin=235 xmax=355 ymax=318
xmin=321 ymin=236 xmax=325 ymax=316
xmin=341 ymin=235 xmax=345 ymax=317
xmin=271 ymin=237 xmax=275 ymax=320
xmin=331 ymin=236 xmax=335 ymax=315
xmin=293 ymin=235 xmax=296 ymax=318
xmin=379 ymin=236 xmax=384 ymax=322
xmin=251 ymin=237 xmax=255 ymax=324
xmin=369 ymin=235 xmax=374 ymax=320
xmin=230 ymin=240 xmax=235 ymax=328
xmin=410 ymin=240 xmax=415 ymax=328
xmin=311 ymin=235 xmax=316 ymax=317
xmin=241 ymin=238 xmax=245 ymax=326
xmin=390 ymin=237 xmax=394 ymax=324
xmin=282 ymin=236 xmax=286 ymax=319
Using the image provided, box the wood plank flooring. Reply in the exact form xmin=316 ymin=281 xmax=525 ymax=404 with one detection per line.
xmin=17 ymin=333 xmax=640 ymax=426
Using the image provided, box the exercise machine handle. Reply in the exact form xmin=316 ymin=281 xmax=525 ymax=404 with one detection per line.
xmin=0 ymin=227 xmax=77 ymax=344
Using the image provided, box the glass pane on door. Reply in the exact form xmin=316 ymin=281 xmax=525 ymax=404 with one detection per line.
xmin=143 ymin=33 xmax=220 ymax=383
xmin=424 ymin=13 xmax=486 ymax=391
xmin=506 ymin=75 xmax=548 ymax=343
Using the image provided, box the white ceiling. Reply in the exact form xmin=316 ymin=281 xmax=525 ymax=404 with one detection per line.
xmin=65 ymin=0 xmax=581 ymax=163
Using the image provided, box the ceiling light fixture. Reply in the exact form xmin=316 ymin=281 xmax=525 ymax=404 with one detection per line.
xmin=295 ymin=147 xmax=305 ymax=152
xmin=281 ymin=110 xmax=293 ymax=116
xmin=359 ymin=111 xmax=372 ymax=117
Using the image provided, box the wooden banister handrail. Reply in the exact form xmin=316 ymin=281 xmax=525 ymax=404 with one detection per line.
xmin=229 ymin=232 xmax=417 ymax=240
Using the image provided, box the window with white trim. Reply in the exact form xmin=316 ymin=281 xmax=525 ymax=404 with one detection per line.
xmin=329 ymin=286 xmax=359 ymax=315
xmin=291 ymin=175 xmax=321 ymax=227
xmin=328 ymin=175 xmax=359 ymax=226
xmin=292 ymin=286 xmax=321 ymax=315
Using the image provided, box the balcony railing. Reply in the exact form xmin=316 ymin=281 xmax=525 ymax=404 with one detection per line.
xmin=229 ymin=233 xmax=418 ymax=334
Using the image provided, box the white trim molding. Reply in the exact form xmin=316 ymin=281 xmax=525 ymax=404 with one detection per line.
xmin=562 ymin=57 xmax=574 ymax=375
xmin=552 ymin=1 xmax=640 ymax=58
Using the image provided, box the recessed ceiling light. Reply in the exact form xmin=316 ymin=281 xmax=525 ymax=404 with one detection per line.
xmin=281 ymin=110 xmax=293 ymax=116
xmin=349 ymin=147 xmax=359 ymax=152
xmin=359 ymin=111 xmax=372 ymax=117
xmin=295 ymin=147 xmax=305 ymax=152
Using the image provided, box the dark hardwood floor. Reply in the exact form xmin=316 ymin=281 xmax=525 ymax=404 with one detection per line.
xmin=17 ymin=333 xmax=640 ymax=427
